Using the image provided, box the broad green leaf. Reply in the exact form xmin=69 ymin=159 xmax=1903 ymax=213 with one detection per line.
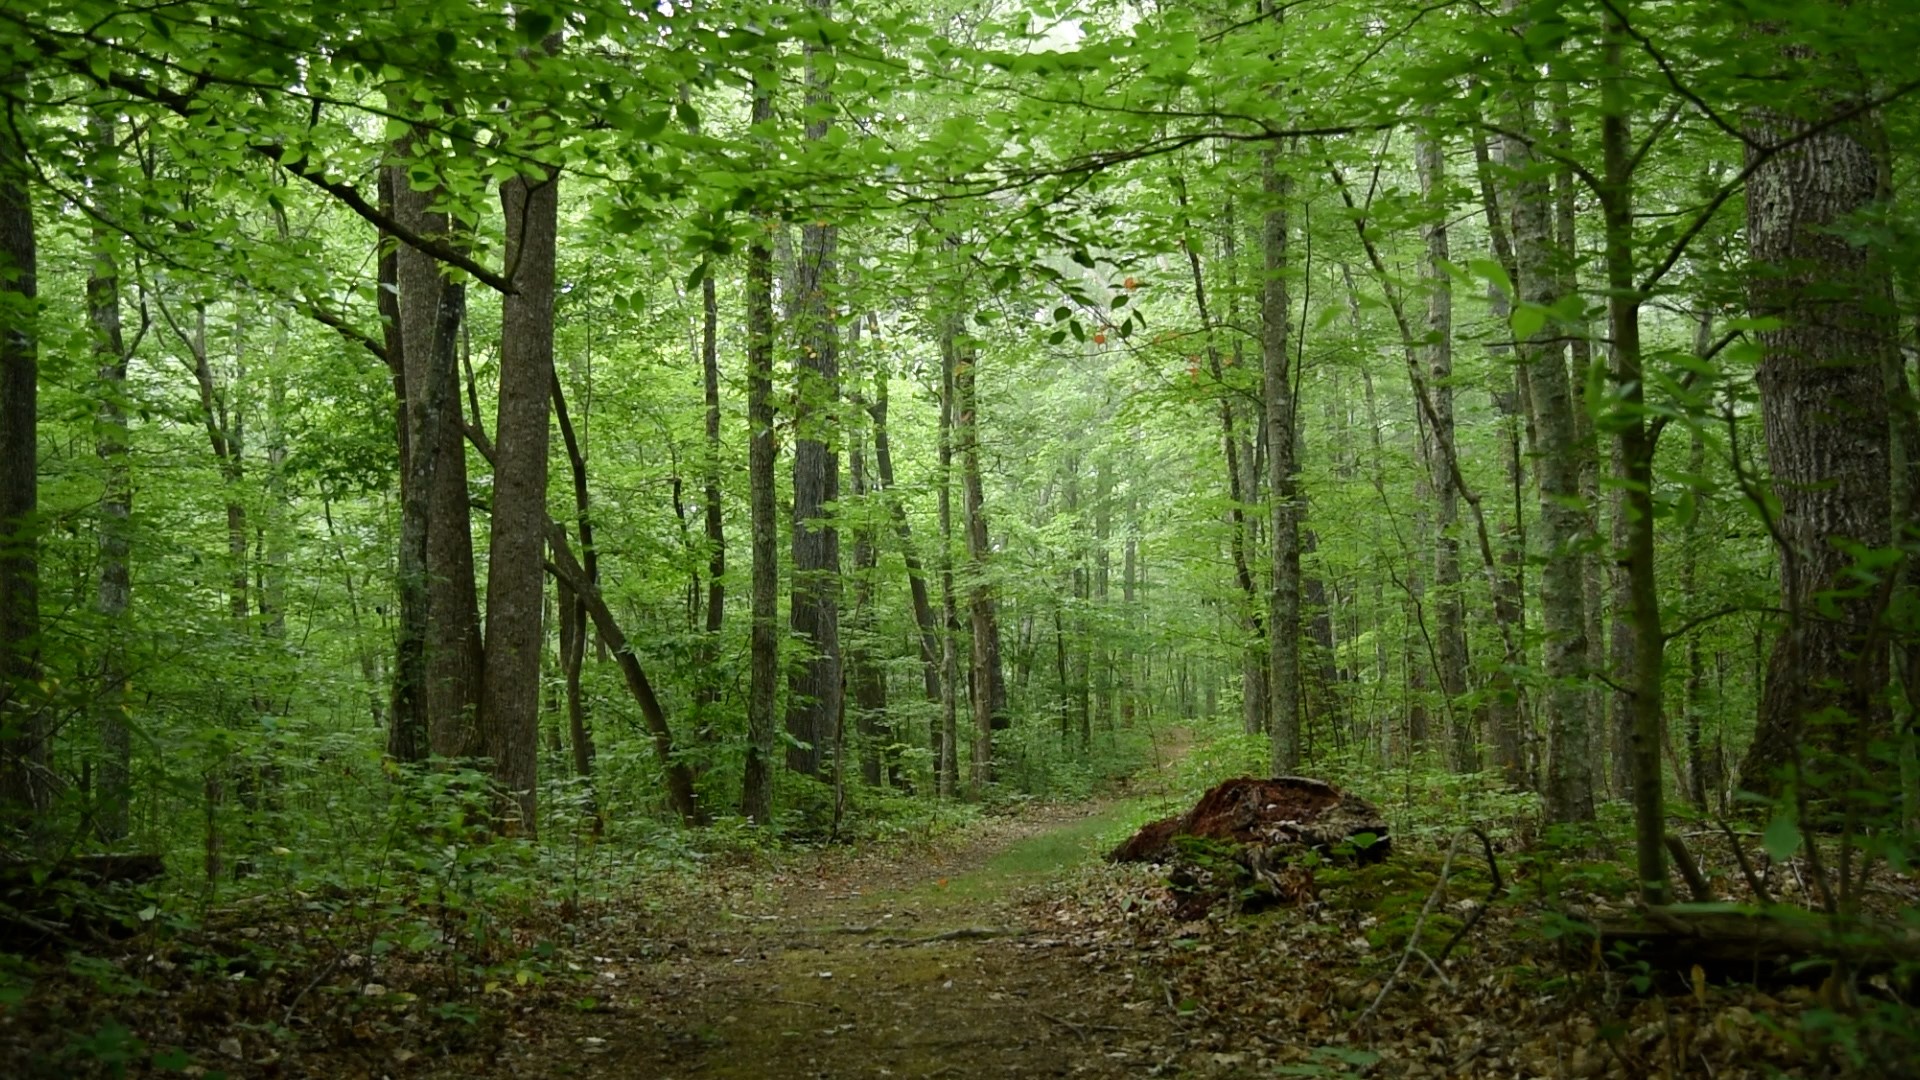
xmin=1762 ymin=814 xmax=1802 ymax=862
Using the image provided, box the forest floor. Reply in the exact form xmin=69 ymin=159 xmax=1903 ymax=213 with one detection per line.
xmin=490 ymin=732 xmax=1203 ymax=1079
xmin=8 ymin=724 xmax=1913 ymax=1079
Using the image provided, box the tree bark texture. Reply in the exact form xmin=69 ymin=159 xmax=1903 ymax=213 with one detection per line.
xmin=1419 ymin=127 xmax=1472 ymax=773
xmin=1261 ymin=143 xmax=1302 ymax=774
xmin=1738 ymin=50 xmax=1894 ymax=797
xmin=550 ymin=374 xmax=599 ymax=790
xmin=1502 ymin=61 xmax=1594 ymax=823
xmin=480 ymin=168 xmax=558 ymax=834
xmin=740 ymin=66 xmax=779 ymax=824
xmin=0 ymin=70 xmax=44 ymax=820
xmin=784 ymin=12 xmax=842 ymax=779
xmin=949 ymin=322 xmax=1008 ymax=791
xmin=390 ymin=164 xmax=484 ymax=760
xmin=937 ymin=322 xmax=961 ymax=798
xmin=1599 ymin=18 xmax=1668 ymax=902
xmin=89 ymin=114 xmax=133 ymax=842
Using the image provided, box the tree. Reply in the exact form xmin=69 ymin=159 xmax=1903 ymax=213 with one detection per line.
xmin=742 ymin=63 xmax=780 ymax=824
xmin=0 ymin=57 xmax=42 ymax=824
xmin=1260 ymin=132 xmax=1301 ymax=774
xmin=88 ymin=113 xmax=133 ymax=843
xmin=1500 ymin=25 xmax=1594 ymax=823
xmin=1736 ymin=15 xmax=1895 ymax=801
xmin=1419 ymin=125 xmax=1471 ymax=771
xmin=785 ymin=0 xmax=843 ymax=780
xmin=480 ymin=159 xmax=558 ymax=834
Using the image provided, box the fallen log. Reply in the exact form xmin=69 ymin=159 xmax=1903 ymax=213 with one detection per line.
xmin=0 ymin=853 xmax=166 ymax=948
xmin=1589 ymin=905 xmax=1920 ymax=984
xmin=0 ymin=853 xmax=164 ymax=891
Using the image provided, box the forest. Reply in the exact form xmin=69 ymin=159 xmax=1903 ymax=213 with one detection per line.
xmin=1 ymin=0 xmax=1918 ymax=1076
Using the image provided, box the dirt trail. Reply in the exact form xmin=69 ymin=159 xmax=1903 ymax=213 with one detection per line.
xmin=511 ymin=735 xmax=1192 ymax=1079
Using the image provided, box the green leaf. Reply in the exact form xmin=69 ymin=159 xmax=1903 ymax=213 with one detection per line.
xmin=1469 ymin=256 xmax=1514 ymax=299
xmin=634 ymin=111 xmax=670 ymax=141
xmin=519 ymin=11 xmax=555 ymax=40
xmin=1762 ymin=814 xmax=1802 ymax=862
xmin=1510 ymin=304 xmax=1547 ymax=343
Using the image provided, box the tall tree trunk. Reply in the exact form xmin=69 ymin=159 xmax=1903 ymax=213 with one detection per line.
xmin=1176 ymin=178 xmax=1268 ymax=739
xmin=479 ymin=166 xmax=558 ymax=834
xmin=741 ymin=66 xmax=779 ymax=824
xmin=1420 ymin=127 xmax=1472 ymax=773
xmin=785 ymin=4 xmax=842 ymax=779
xmin=847 ymin=325 xmax=891 ymax=786
xmin=1502 ymin=41 xmax=1594 ymax=823
xmin=697 ymin=263 xmax=725 ymax=715
xmin=1093 ymin=457 xmax=1113 ymax=731
xmin=1683 ymin=318 xmax=1714 ymax=810
xmin=391 ymin=270 xmax=465 ymax=765
xmin=1121 ymin=491 xmax=1139 ymax=730
xmin=1261 ymin=135 xmax=1301 ymax=773
xmin=848 ymin=423 xmax=881 ymax=786
xmin=937 ymin=314 xmax=961 ymax=797
xmin=388 ymin=159 xmax=484 ymax=760
xmin=1472 ymin=134 xmax=1532 ymax=787
xmin=1552 ymin=85 xmax=1611 ymax=800
xmin=949 ymin=320 xmax=1007 ymax=791
xmin=1599 ymin=13 xmax=1667 ymax=901
xmin=0 ymin=69 xmax=43 ymax=822
xmin=89 ymin=115 xmax=133 ymax=842
xmin=1737 ymin=27 xmax=1894 ymax=800
xmin=550 ymin=372 xmax=600 ymax=798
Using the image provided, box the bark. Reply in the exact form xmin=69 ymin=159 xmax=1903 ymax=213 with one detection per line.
xmin=1737 ymin=33 xmax=1894 ymax=799
xmin=697 ymin=262 xmax=725 ymax=711
xmin=784 ymin=5 xmax=842 ymax=779
xmin=556 ymin=579 xmax=594 ymax=781
xmin=389 ymin=160 xmax=484 ymax=760
xmin=949 ymin=320 xmax=1008 ymax=791
xmin=89 ymin=115 xmax=133 ymax=842
xmin=478 ymin=166 xmax=558 ymax=835
xmin=1093 ymin=457 xmax=1113 ymax=730
xmin=1407 ymin=439 xmax=1432 ymax=756
xmin=1600 ymin=16 xmax=1668 ymax=902
xmin=551 ymin=374 xmax=598 ymax=788
xmin=0 ymin=68 xmax=42 ymax=821
xmin=1683 ymin=317 xmax=1713 ymax=810
xmin=1121 ymin=494 xmax=1139 ymax=730
xmin=390 ymin=275 xmax=464 ymax=765
xmin=937 ymin=321 xmax=961 ymax=797
xmin=740 ymin=64 xmax=779 ymax=824
xmin=1419 ymin=126 xmax=1472 ymax=772
xmin=1261 ymin=134 xmax=1301 ymax=773
xmin=848 ymin=419 xmax=890 ymax=787
xmin=1502 ymin=46 xmax=1594 ymax=823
